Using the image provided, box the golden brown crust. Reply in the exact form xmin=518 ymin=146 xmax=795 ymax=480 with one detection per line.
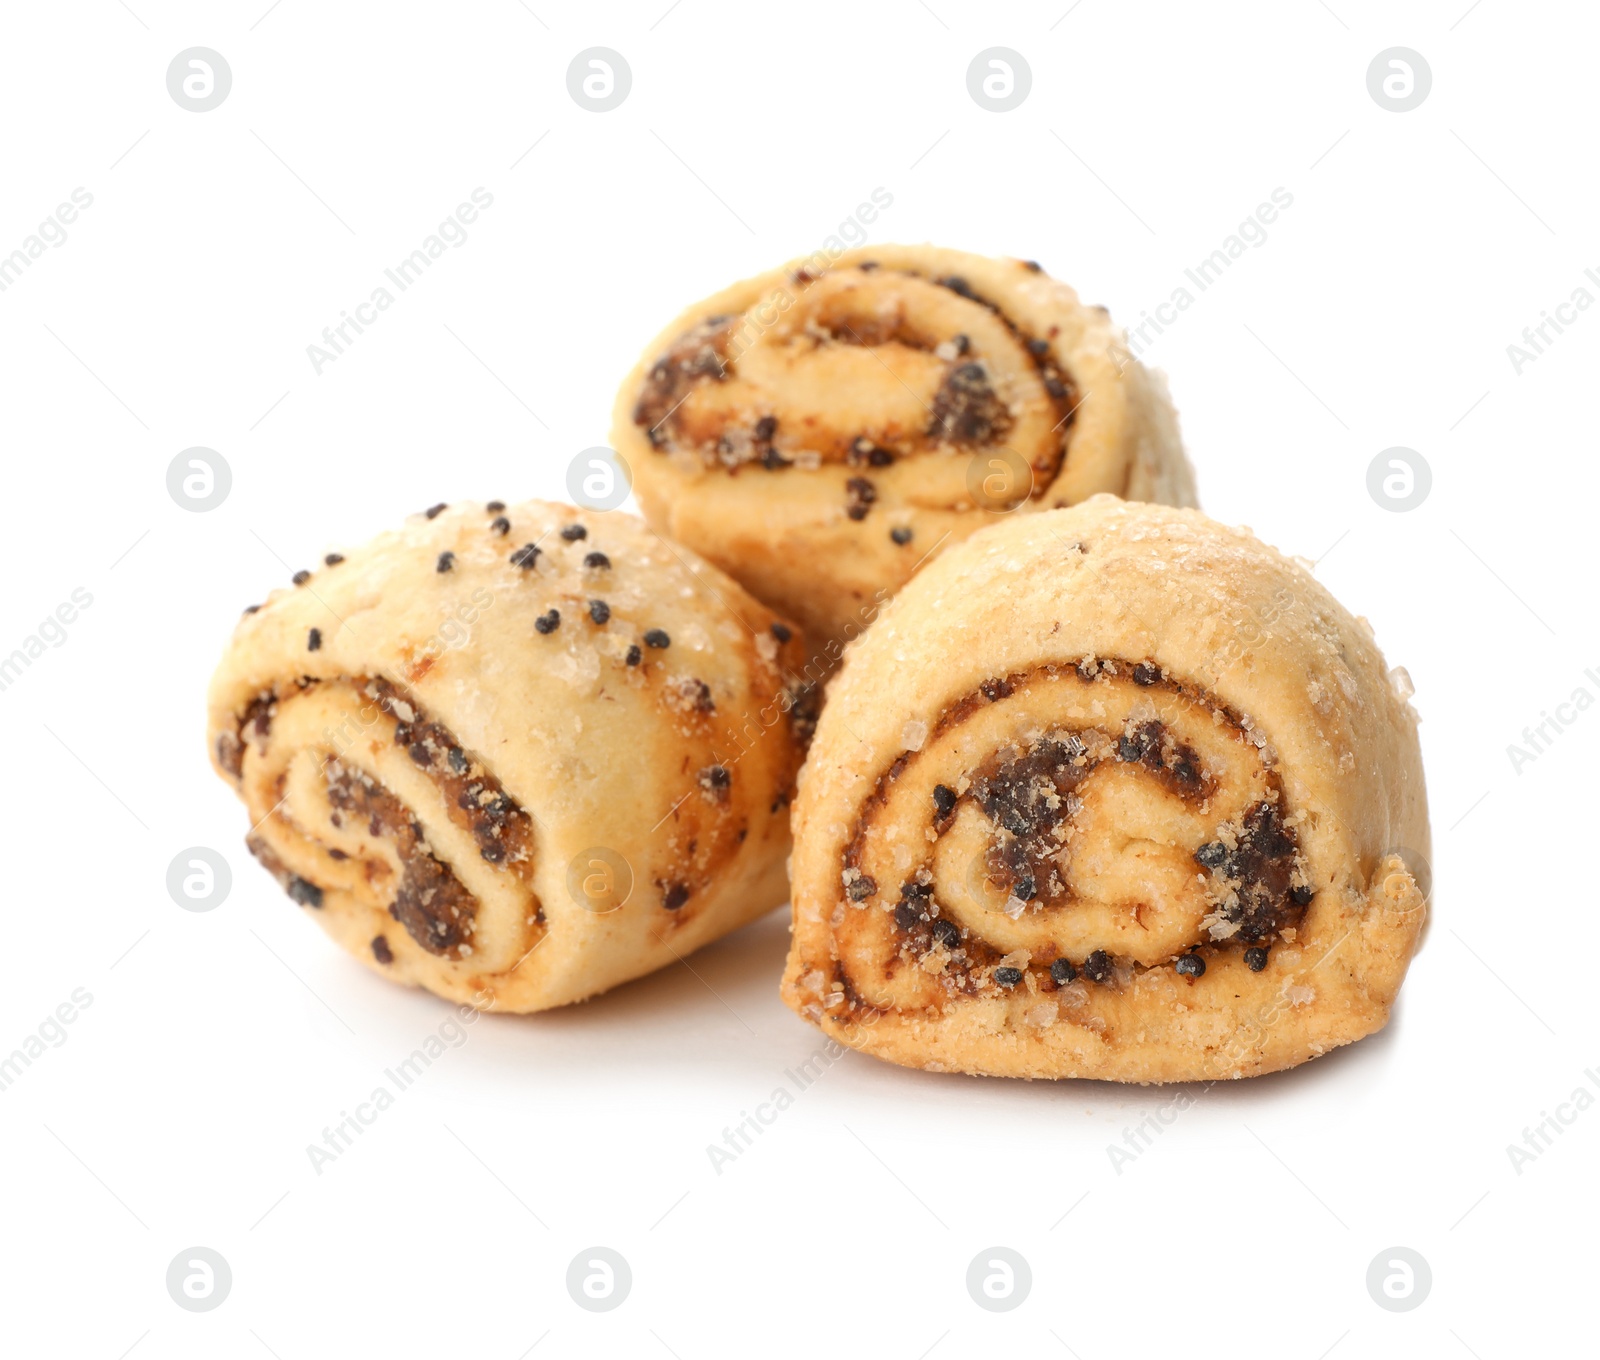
xmin=612 ymin=244 xmax=1197 ymax=660
xmin=208 ymin=499 xmax=807 ymax=1012
xmin=780 ymin=497 xmax=1429 ymax=1082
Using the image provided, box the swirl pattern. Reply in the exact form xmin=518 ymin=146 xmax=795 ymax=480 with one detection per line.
xmin=614 ymin=245 xmax=1195 ymax=661
xmin=783 ymin=497 xmax=1429 ymax=1081
xmin=831 ymin=660 xmax=1313 ymax=1018
xmin=224 ymin=675 xmax=544 ymax=967
xmin=209 ymin=499 xmax=807 ymax=1012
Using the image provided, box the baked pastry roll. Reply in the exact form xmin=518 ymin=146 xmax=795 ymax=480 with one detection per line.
xmin=613 ymin=244 xmax=1196 ymax=660
xmin=781 ymin=496 xmax=1429 ymax=1082
xmin=208 ymin=499 xmax=809 ymax=1012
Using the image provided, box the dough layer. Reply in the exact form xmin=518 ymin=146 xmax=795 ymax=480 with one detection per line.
xmin=781 ymin=497 xmax=1429 ymax=1081
xmin=612 ymin=244 xmax=1197 ymax=662
xmin=209 ymin=500 xmax=809 ymax=1011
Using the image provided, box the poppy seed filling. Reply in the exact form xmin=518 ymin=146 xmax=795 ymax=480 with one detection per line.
xmin=629 ymin=264 xmax=1078 ymax=501
xmin=827 ymin=660 xmax=1313 ymax=1011
xmin=234 ymin=676 xmax=540 ymax=961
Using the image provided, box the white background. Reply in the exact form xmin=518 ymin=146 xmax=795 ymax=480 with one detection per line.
xmin=1 ymin=1 xmax=1594 ymax=1356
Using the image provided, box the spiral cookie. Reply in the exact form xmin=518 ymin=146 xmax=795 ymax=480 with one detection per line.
xmin=780 ymin=497 xmax=1429 ymax=1082
xmin=612 ymin=244 xmax=1196 ymax=660
xmin=208 ymin=499 xmax=809 ymax=1012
